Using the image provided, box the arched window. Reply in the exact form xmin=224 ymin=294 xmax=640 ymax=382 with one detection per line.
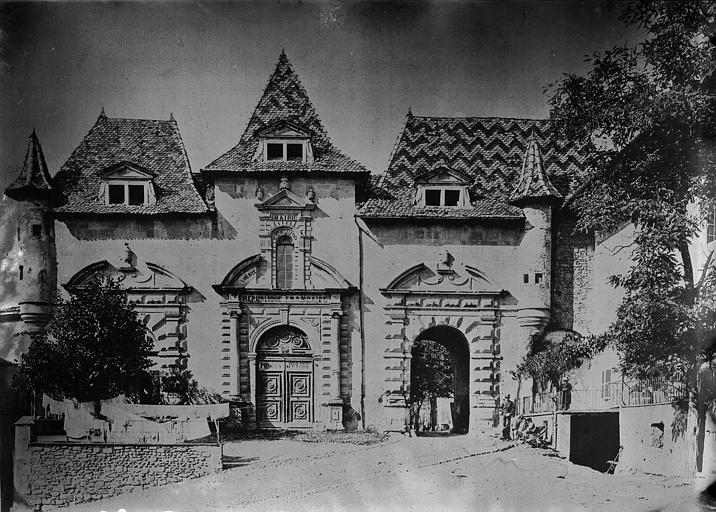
xmin=275 ymin=235 xmax=294 ymax=289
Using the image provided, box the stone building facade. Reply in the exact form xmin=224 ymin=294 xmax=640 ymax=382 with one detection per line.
xmin=1 ymin=52 xmax=595 ymax=434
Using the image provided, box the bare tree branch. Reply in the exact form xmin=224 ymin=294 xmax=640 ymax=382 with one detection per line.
xmin=695 ymin=250 xmax=715 ymax=291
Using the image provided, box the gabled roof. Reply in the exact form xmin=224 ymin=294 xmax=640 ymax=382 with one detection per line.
xmin=5 ymin=130 xmax=58 ymax=201
xmin=256 ymin=120 xmax=313 ymax=138
xmin=203 ymin=51 xmax=369 ymax=175
xmin=415 ymin=166 xmax=472 ymax=185
xmin=53 ymin=113 xmax=209 ymax=215
xmin=255 ymin=188 xmax=316 ymax=211
xmin=97 ymin=161 xmax=156 ymax=179
xmin=509 ymin=138 xmax=562 ymax=205
xmin=358 ymin=113 xmax=589 ymax=219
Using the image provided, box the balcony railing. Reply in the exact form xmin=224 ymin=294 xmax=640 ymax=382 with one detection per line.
xmin=517 ymin=378 xmax=688 ymax=415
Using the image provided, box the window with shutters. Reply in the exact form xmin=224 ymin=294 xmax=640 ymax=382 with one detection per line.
xmin=601 ymin=370 xmax=612 ymax=398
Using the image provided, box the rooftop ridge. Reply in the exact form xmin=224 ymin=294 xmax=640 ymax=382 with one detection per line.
xmin=410 ymin=114 xmax=551 ymax=122
xmin=102 ymin=115 xmax=176 ymax=123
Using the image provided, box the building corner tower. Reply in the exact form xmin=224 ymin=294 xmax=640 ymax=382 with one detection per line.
xmin=3 ymin=130 xmax=59 ymax=334
xmin=509 ymin=137 xmax=562 ymax=349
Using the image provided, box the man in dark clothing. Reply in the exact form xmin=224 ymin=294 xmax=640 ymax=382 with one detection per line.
xmin=561 ymin=379 xmax=572 ymax=411
xmin=500 ymin=394 xmax=515 ymax=440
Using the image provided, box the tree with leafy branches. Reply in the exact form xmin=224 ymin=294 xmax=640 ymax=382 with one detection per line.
xmin=409 ymin=339 xmax=454 ymax=431
xmin=547 ymin=0 xmax=716 ymax=470
xmin=18 ymin=277 xmax=154 ymax=417
xmin=515 ymin=332 xmax=605 ymax=389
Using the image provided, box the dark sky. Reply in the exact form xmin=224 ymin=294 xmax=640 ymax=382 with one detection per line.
xmin=0 ymin=1 xmax=638 ymax=188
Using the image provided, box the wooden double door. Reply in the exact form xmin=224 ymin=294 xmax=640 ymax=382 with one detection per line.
xmin=257 ymin=356 xmax=313 ymax=427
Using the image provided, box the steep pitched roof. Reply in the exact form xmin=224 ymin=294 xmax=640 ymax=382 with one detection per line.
xmin=509 ymin=138 xmax=562 ymax=205
xmin=358 ymin=113 xmax=589 ymax=219
xmin=203 ymin=51 xmax=368 ymax=175
xmin=53 ymin=113 xmax=209 ymax=215
xmin=5 ymin=130 xmax=58 ymax=201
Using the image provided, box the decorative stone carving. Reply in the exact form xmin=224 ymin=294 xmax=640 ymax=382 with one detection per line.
xmin=306 ymin=187 xmax=316 ymax=202
xmin=204 ymin=182 xmax=215 ymax=206
xmin=255 ymin=186 xmax=265 ymax=201
xmin=436 ymin=249 xmax=454 ymax=274
xmin=279 ymin=176 xmax=289 ymax=191
xmin=384 ymin=262 xmax=494 ymax=293
xmin=120 ymin=243 xmax=136 ymax=271
xmin=256 ymin=326 xmax=310 ymax=354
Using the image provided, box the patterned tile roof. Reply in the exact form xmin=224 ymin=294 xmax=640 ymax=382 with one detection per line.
xmin=203 ymin=51 xmax=369 ymax=175
xmin=53 ymin=113 xmax=209 ymax=215
xmin=358 ymin=113 xmax=589 ymax=219
xmin=5 ymin=130 xmax=58 ymax=201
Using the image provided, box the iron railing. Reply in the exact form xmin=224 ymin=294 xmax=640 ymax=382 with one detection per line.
xmin=517 ymin=378 xmax=688 ymax=415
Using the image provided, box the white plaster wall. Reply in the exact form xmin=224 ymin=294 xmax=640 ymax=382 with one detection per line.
xmin=618 ymin=403 xmax=692 ymax=479
xmin=359 ymin=218 xmax=547 ymax=428
xmin=54 ymin=174 xmax=362 ymax=405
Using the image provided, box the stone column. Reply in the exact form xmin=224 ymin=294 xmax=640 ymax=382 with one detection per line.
xmin=248 ymin=353 xmax=258 ymax=429
xmin=330 ymin=310 xmax=342 ymax=401
xmin=13 ymin=416 xmax=34 ymax=506
xmin=324 ymin=308 xmax=344 ymax=429
xmin=229 ymin=311 xmax=240 ymax=397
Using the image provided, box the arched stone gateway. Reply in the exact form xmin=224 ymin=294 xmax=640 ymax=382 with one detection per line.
xmin=213 ymin=253 xmax=354 ymax=430
xmin=412 ymin=325 xmax=471 ymax=432
xmin=381 ymin=256 xmax=507 ymax=433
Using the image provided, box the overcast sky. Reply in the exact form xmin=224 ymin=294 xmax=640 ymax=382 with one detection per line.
xmin=0 ymin=1 xmax=638 ymax=189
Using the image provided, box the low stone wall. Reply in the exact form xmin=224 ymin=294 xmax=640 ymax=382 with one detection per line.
xmin=14 ymin=421 xmax=221 ymax=510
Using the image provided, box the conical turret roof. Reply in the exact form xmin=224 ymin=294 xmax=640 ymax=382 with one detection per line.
xmin=509 ymin=138 xmax=562 ymax=205
xmin=5 ymin=130 xmax=58 ymax=201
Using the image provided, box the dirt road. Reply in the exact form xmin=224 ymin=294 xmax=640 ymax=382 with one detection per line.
xmin=71 ymin=434 xmax=697 ymax=512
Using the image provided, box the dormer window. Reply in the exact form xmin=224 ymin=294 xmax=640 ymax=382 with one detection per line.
xmin=98 ymin=162 xmax=157 ymax=207
xmin=254 ymin=121 xmax=314 ymax=164
xmin=415 ymin=167 xmax=471 ymax=208
xmin=107 ymin=182 xmax=151 ymax=205
xmin=425 ymin=188 xmax=462 ymax=206
xmin=266 ymin=141 xmax=305 ymax=162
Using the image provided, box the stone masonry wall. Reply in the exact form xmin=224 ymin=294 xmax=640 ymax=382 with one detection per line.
xmin=552 ymin=211 xmax=595 ymax=334
xmin=17 ymin=442 xmax=221 ymax=510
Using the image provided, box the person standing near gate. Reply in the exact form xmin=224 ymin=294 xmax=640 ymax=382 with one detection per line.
xmin=500 ymin=394 xmax=515 ymax=440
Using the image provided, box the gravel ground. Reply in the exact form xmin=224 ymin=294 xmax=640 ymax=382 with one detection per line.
xmin=69 ymin=433 xmax=701 ymax=512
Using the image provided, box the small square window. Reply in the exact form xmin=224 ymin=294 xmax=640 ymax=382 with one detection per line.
xmin=286 ymin=143 xmax=303 ymax=161
xmin=425 ymin=190 xmax=441 ymax=206
xmin=31 ymin=224 xmax=42 ymax=237
xmin=523 ymin=274 xmax=529 ymax=284
xmin=535 ymin=272 xmax=543 ymax=284
xmin=267 ymin=143 xmax=283 ymax=160
xmin=128 ymin=184 xmax=145 ymax=205
xmin=444 ymin=190 xmax=460 ymax=206
xmin=108 ymin=184 xmax=125 ymax=204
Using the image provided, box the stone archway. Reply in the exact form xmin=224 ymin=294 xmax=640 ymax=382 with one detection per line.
xmin=381 ymin=258 xmax=506 ymax=433
xmin=411 ymin=325 xmax=470 ymax=432
xmin=255 ymin=325 xmax=314 ymax=428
